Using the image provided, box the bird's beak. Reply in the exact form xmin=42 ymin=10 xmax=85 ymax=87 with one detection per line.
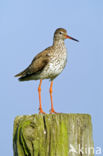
xmin=66 ymin=35 xmax=79 ymax=42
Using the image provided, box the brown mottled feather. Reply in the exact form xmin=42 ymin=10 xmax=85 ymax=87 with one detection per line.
xmin=15 ymin=47 xmax=52 ymax=79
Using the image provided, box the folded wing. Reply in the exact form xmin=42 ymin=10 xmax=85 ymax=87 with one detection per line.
xmin=15 ymin=48 xmax=51 ymax=81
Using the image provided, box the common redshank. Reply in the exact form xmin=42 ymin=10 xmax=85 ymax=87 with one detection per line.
xmin=15 ymin=28 xmax=79 ymax=114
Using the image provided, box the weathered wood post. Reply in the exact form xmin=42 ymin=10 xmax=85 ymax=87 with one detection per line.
xmin=13 ymin=114 xmax=94 ymax=156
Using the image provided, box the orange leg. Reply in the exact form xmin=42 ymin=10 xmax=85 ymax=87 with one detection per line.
xmin=38 ymin=80 xmax=45 ymax=114
xmin=49 ymin=81 xmax=56 ymax=114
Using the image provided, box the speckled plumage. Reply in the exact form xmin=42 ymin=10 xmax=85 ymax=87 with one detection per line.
xmin=32 ymin=40 xmax=67 ymax=81
xmin=15 ymin=28 xmax=78 ymax=81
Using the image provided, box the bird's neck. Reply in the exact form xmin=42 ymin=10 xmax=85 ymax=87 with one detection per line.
xmin=53 ymin=39 xmax=65 ymax=47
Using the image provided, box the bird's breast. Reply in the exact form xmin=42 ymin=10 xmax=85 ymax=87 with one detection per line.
xmin=41 ymin=45 xmax=67 ymax=80
xmin=50 ymin=46 xmax=67 ymax=68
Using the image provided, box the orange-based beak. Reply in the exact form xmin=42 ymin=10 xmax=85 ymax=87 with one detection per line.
xmin=66 ymin=35 xmax=79 ymax=42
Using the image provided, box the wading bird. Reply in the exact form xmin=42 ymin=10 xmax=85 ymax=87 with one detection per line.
xmin=15 ymin=28 xmax=79 ymax=114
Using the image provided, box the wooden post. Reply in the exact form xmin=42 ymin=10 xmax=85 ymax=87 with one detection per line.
xmin=13 ymin=114 xmax=94 ymax=156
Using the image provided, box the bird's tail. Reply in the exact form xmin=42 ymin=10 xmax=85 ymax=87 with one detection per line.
xmin=18 ymin=76 xmax=31 ymax=81
xmin=14 ymin=67 xmax=29 ymax=77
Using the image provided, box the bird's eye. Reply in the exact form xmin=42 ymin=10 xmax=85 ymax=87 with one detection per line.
xmin=59 ymin=32 xmax=62 ymax=34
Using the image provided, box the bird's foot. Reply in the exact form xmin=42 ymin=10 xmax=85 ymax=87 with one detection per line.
xmin=50 ymin=109 xmax=57 ymax=114
xmin=39 ymin=108 xmax=46 ymax=114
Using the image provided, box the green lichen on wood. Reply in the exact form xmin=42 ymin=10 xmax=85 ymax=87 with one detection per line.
xmin=13 ymin=114 xmax=94 ymax=156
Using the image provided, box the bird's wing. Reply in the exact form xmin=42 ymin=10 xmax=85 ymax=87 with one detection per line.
xmin=15 ymin=47 xmax=52 ymax=78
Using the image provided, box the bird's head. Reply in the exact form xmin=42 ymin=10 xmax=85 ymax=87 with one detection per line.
xmin=54 ymin=28 xmax=79 ymax=42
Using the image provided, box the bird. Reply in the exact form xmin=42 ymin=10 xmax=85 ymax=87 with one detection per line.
xmin=15 ymin=28 xmax=79 ymax=114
